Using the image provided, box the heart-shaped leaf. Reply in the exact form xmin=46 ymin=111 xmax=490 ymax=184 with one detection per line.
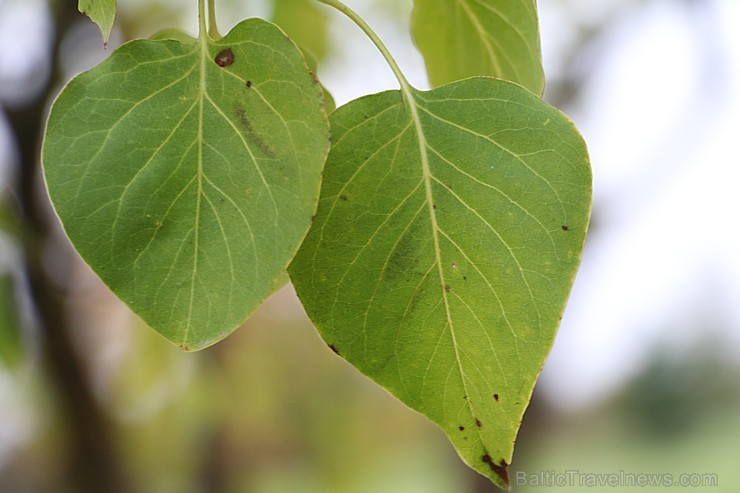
xmin=78 ymin=0 xmax=116 ymax=45
xmin=289 ymin=78 xmax=590 ymax=488
xmin=43 ymin=19 xmax=329 ymax=350
xmin=412 ymin=0 xmax=544 ymax=94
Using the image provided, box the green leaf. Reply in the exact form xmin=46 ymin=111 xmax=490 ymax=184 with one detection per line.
xmin=289 ymin=78 xmax=590 ymax=488
xmin=78 ymin=0 xmax=116 ymax=45
xmin=43 ymin=19 xmax=329 ymax=350
xmin=411 ymin=0 xmax=544 ymax=94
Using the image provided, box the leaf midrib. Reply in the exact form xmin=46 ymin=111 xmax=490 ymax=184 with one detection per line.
xmin=402 ymin=85 xmax=483 ymax=443
xmin=457 ymin=0 xmax=503 ymax=75
xmin=183 ymin=34 xmax=209 ymax=347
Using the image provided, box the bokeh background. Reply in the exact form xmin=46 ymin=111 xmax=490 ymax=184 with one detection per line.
xmin=1 ymin=0 xmax=739 ymax=491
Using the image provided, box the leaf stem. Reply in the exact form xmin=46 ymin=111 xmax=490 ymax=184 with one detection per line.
xmin=208 ymin=0 xmax=221 ymax=39
xmin=198 ymin=0 xmax=207 ymax=38
xmin=316 ymin=0 xmax=414 ymax=96
xmin=198 ymin=0 xmax=221 ymax=39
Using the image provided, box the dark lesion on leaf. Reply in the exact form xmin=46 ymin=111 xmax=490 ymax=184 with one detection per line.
xmin=561 ymin=225 xmax=570 ymax=231
xmin=475 ymin=418 xmax=482 ymax=428
xmin=328 ymin=344 xmax=340 ymax=355
xmin=384 ymin=219 xmax=423 ymax=283
xmin=214 ymin=48 xmax=234 ymax=67
xmin=482 ymin=454 xmax=509 ymax=486
xmin=309 ymin=70 xmax=321 ymax=86
xmin=458 ymin=425 xmax=465 ymax=431
xmin=234 ymin=105 xmax=276 ymax=158
xmin=339 ymin=194 xmax=348 ymax=202
xmin=493 ymin=393 xmax=500 ymax=402
xmin=246 ymin=80 xmax=252 ymax=89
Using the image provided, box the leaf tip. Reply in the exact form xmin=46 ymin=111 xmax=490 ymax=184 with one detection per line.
xmin=482 ymin=454 xmax=510 ymax=491
xmin=177 ymin=337 xmax=210 ymax=353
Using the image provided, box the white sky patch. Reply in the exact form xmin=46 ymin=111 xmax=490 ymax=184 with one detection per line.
xmin=0 ymin=0 xmax=52 ymax=107
xmin=319 ymin=0 xmax=429 ymax=106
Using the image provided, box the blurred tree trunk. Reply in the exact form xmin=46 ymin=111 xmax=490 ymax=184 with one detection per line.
xmin=4 ymin=2 xmax=130 ymax=492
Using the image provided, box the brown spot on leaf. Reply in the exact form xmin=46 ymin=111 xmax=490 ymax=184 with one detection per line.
xmin=246 ymin=80 xmax=252 ymax=88
xmin=458 ymin=426 xmax=465 ymax=431
xmin=482 ymin=455 xmax=509 ymax=485
xmin=493 ymin=393 xmax=500 ymax=402
xmin=339 ymin=194 xmax=348 ymax=202
xmin=234 ymin=105 xmax=275 ymax=158
xmin=384 ymin=219 xmax=423 ymax=283
xmin=214 ymin=48 xmax=234 ymax=67
xmin=561 ymin=225 xmax=569 ymax=231
xmin=475 ymin=418 xmax=482 ymax=428
xmin=444 ymin=284 xmax=451 ymax=293
xmin=328 ymin=344 xmax=340 ymax=355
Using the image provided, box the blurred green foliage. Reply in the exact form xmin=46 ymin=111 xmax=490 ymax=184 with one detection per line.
xmin=0 ymin=273 xmax=22 ymax=368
